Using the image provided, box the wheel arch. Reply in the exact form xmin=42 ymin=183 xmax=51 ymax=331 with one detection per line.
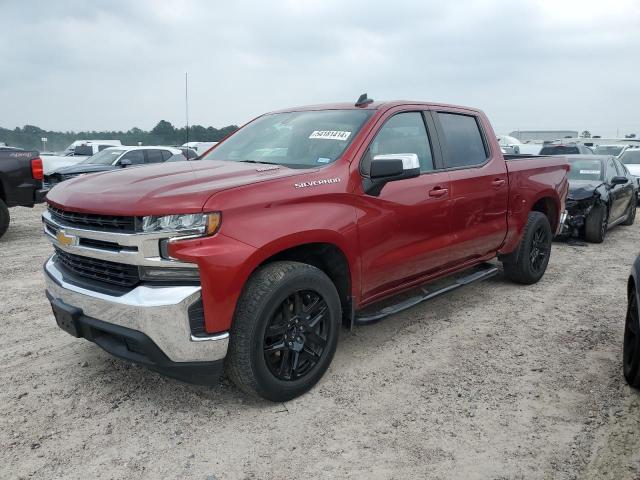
xmin=252 ymin=240 xmax=354 ymax=324
xmin=530 ymin=195 xmax=560 ymax=232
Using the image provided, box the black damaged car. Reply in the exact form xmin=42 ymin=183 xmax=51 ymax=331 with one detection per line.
xmin=562 ymin=155 xmax=637 ymax=243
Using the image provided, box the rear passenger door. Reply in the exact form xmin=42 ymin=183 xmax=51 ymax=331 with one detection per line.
xmin=432 ymin=110 xmax=509 ymax=265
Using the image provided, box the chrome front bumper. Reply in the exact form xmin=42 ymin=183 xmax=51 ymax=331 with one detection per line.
xmin=44 ymin=257 xmax=228 ymax=363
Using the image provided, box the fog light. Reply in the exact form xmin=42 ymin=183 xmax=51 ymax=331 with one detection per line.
xmin=138 ymin=266 xmax=200 ymax=282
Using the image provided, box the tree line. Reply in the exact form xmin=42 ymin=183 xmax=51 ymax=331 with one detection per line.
xmin=0 ymin=120 xmax=239 ymax=152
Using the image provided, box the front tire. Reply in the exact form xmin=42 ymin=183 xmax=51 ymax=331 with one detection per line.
xmin=585 ymin=204 xmax=608 ymax=243
xmin=0 ymin=198 xmax=9 ymax=239
xmin=502 ymin=211 xmax=552 ymax=285
xmin=624 ymin=285 xmax=640 ymax=388
xmin=226 ymin=261 xmax=341 ymax=401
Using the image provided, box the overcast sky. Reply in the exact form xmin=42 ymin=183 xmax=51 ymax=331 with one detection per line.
xmin=1 ymin=0 xmax=639 ymax=136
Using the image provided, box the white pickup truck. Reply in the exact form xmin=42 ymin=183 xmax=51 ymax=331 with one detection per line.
xmin=42 ymin=140 xmax=122 ymax=174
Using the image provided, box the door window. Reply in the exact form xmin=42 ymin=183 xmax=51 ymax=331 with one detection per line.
xmin=437 ymin=113 xmax=488 ymax=168
xmin=606 ymin=158 xmax=618 ymax=183
xmin=146 ymin=149 xmax=164 ymax=164
xmin=120 ymin=150 xmax=145 ymax=165
xmin=366 ymin=112 xmax=434 ymax=173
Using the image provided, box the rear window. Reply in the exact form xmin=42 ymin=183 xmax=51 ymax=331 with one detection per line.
xmin=540 ymin=145 xmax=579 ymax=155
xmin=568 ymin=159 xmax=604 ymax=181
xmin=436 ymin=113 xmax=488 ymax=168
xmin=73 ymin=145 xmax=94 ymax=156
xmin=594 ymin=145 xmax=624 ymax=156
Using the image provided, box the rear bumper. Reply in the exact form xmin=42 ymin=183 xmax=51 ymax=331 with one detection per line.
xmin=44 ymin=257 xmax=228 ymax=383
xmin=35 ymin=188 xmax=48 ymax=203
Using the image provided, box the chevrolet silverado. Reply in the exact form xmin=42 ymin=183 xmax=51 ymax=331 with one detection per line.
xmin=43 ymin=97 xmax=569 ymax=401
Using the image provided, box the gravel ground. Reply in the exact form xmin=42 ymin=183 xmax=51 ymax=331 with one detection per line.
xmin=1 ymin=204 xmax=640 ymax=480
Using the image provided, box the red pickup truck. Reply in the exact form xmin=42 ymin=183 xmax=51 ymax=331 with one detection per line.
xmin=43 ymin=97 xmax=569 ymax=401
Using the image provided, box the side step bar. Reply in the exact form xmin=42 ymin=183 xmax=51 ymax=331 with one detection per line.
xmin=354 ymin=263 xmax=498 ymax=325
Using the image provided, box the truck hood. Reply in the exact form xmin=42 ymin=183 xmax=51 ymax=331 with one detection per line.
xmin=46 ymin=160 xmax=306 ymax=216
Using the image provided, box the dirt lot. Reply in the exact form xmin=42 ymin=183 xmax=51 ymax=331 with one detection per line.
xmin=1 ymin=204 xmax=640 ymax=480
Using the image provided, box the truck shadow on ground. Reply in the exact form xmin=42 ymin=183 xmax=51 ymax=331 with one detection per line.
xmin=68 ymin=268 xmax=515 ymax=411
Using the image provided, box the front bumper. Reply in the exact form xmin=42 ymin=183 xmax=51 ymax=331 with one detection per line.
xmin=44 ymin=257 xmax=229 ymax=383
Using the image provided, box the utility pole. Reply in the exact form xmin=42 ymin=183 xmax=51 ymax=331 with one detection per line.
xmin=185 ymin=72 xmax=189 ymax=145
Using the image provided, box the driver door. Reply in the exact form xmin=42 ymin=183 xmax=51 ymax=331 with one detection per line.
xmin=356 ymin=110 xmax=452 ymax=301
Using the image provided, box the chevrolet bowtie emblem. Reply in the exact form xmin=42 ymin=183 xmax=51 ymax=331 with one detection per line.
xmin=56 ymin=229 xmax=78 ymax=247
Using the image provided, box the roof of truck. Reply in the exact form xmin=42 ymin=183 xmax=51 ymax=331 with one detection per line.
xmin=269 ymin=100 xmax=481 ymax=114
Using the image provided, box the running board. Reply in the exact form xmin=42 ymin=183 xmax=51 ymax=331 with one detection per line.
xmin=354 ymin=263 xmax=498 ymax=325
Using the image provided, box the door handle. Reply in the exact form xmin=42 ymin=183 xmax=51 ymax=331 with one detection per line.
xmin=428 ymin=186 xmax=448 ymax=198
xmin=491 ymin=178 xmax=506 ymax=188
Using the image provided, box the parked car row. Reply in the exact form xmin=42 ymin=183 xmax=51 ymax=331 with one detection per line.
xmin=4 ymin=96 xmax=639 ymax=401
xmin=43 ymin=146 xmax=188 ymax=191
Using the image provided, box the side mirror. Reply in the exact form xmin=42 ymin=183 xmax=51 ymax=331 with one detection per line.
xmin=611 ymin=176 xmax=628 ymax=186
xmin=363 ymin=153 xmax=420 ymax=196
xmin=120 ymin=159 xmax=132 ymax=168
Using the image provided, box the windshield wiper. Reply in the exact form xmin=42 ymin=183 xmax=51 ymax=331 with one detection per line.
xmin=235 ymin=159 xmax=280 ymax=165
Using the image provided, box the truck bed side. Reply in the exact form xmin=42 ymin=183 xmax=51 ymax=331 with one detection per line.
xmin=500 ymin=155 xmax=569 ymax=254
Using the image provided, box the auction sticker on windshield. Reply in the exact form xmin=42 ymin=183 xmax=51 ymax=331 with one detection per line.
xmin=580 ymin=170 xmax=601 ymax=175
xmin=309 ymin=131 xmax=351 ymax=141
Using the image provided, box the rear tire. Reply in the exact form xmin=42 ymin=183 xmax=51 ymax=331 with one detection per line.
xmin=584 ymin=204 xmax=608 ymax=243
xmin=0 ymin=199 xmax=9 ymax=239
xmin=624 ymin=286 xmax=640 ymax=388
xmin=226 ymin=261 xmax=341 ymax=401
xmin=623 ymin=196 xmax=636 ymax=226
xmin=502 ymin=211 xmax=552 ymax=285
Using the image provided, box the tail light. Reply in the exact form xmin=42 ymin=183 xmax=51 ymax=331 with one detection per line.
xmin=31 ymin=157 xmax=43 ymax=180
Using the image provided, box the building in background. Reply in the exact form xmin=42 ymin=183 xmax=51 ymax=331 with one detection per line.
xmin=509 ymin=130 xmax=578 ymax=143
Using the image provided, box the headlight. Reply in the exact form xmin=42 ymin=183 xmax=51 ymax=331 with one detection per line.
xmin=140 ymin=212 xmax=221 ymax=236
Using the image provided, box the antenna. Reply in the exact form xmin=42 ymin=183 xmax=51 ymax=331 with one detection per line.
xmin=355 ymin=93 xmax=373 ymax=107
xmin=185 ymin=72 xmax=189 ymax=144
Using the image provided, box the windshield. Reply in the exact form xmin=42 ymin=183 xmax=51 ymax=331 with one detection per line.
xmin=594 ymin=145 xmax=624 ymax=156
xmin=620 ymin=150 xmax=640 ymax=165
xmin=568 ymin=159 xmax=604 ymax=181
xmin=81 ymin=148 xmax=125 ymax=165
xmin=202 ymin=110 xmax=374 ymax=168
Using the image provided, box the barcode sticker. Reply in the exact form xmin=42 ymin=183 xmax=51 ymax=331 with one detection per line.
xmin=309 ymin=131 xmax=351 ymax=141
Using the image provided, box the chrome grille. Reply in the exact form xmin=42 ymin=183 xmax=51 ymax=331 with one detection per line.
xmin=54 ymin=247 xmax=140 ymax=288
xmin=48 ymin=206 xmax=137 ymax=233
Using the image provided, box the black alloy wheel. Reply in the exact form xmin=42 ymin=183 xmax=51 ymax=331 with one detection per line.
xmin=263 ymin=290 xmax=330 ymax=381
xmin=226 ymin=261 xmax=341 ymax=401
xmin=529 ymin=226 xmax=550 ymax=275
